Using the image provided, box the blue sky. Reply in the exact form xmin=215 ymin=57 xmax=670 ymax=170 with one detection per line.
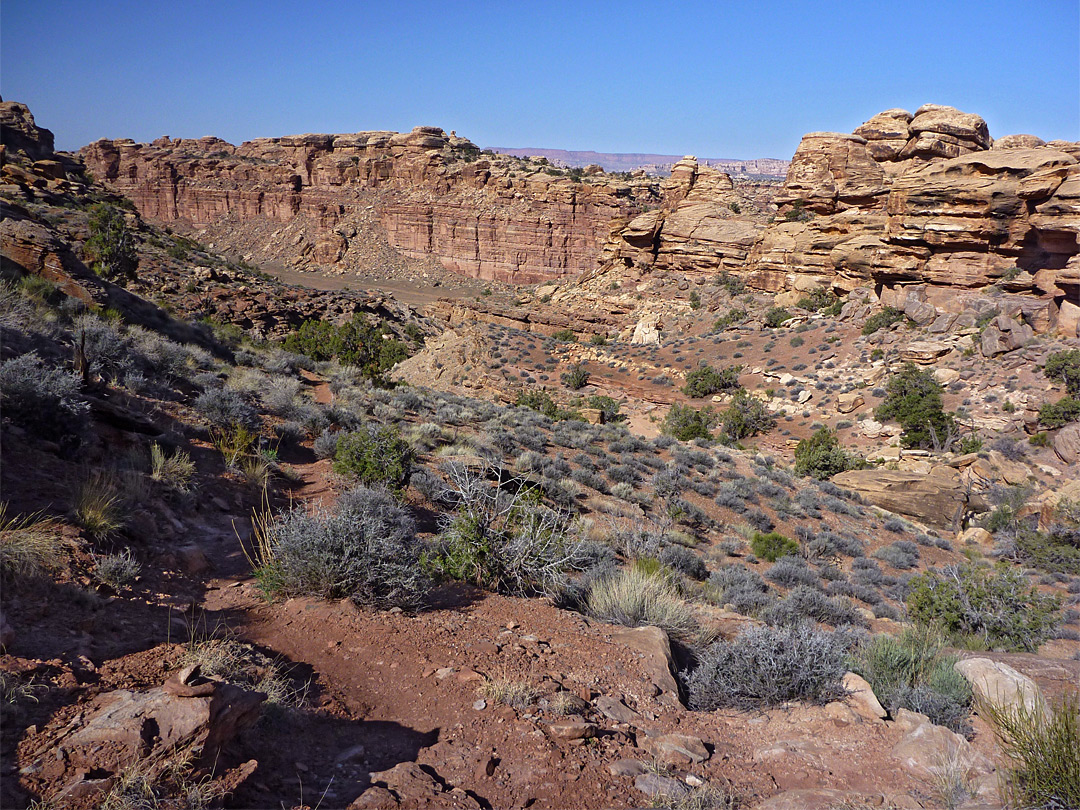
xmin=3 ymin=0 xmax=1077 ymax=159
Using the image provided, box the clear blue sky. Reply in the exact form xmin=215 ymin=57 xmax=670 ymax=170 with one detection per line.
xmin=3 ymin=0 xmax=1077 ymax=159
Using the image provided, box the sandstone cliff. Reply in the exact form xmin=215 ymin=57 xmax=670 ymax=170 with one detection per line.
xmin=79 ymin=128 xmax=661 ymax=284
xmin=745 ymin=104 xmax=1079 ymax=305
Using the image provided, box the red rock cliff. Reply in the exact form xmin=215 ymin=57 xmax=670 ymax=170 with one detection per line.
xmin=80 ymin=128 xmax=654 ymax=284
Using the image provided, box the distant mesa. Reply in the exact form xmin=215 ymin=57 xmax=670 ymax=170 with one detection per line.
xmin=486 ymin=146 xmax=790 ymax=178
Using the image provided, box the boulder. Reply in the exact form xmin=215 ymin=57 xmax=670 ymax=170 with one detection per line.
xmin=57 ymin=680 xmax=264 ymax=777
xmin=609 ymin=625 xmax=680 ymax=697
xmin=841 ymin=672 xmax=887 ymax=721
xmin=830 ymin=467 xmax=967 ymax=530
xmin=836 ymin=392 xmax=864 ymax=413
xmin=955 ymin=658 xmax=1044 ymax=716
xmin=643 ymin=733 xmax=710 ymax=765
xmin=1054 ymin=423 xmax=1080 ymax=464
xmin=350 ymin=762 xmax=481 ymax=809
xmin=901 ymin=340 xmax=951 ymax=364
xmin=890 ymin=709 xmax=995 ymax=791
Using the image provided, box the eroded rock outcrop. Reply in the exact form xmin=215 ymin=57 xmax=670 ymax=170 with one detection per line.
xmin=745 ymin=105 xmax=1080 ymax=323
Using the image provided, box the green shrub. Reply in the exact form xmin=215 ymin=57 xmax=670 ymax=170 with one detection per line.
xmin=1029 ymin=431 xmax=1051 ymax=447
xmin=862 ymin=307 xmax=906 ymax=335
xmin=561 ymin=363 xmax=590 ymax=390
xmin=716 ymin=272 xmax=746 ymax=296
xmin=719 ymin=390 xmax=776 ymax=442
xmin=906 ymin=564 xmax=1061 ymax=652
xmin=751 ymin=531 xmax=798 ymax=562
xmin=253 ymin=487 xmax=427 ymax=609
xmin=796 ymin=287 xmax=837 ymax=312
xmin=662 ymin=403 xmax=715 ymax=441
xmin=1038 ymin=396 xmax=1080 ymax=428
xmin=684 ymin=622 xmax=850 ymax=710
xmin=585 ymin=395 xmax=624 ymax=422
xmin=1043 ymin=349 xmax=1080 ymax=396
xmin=794 ymin=427 xmax=859 ymax=479
xmin=333 ymin=426 xmax=412 ymax=490
xmin=852 ymin=627 xmax=973 ymax=734
xmin=84 ymin=204 xmax=138 ymax=280
xmin=875 ymin=363 xmax=958 ymax=449
xmin=517 ymin=390 xmax=558 ymax=418
xmin=712 ymin=308 xmax=747 ymax=331
xmin=980 ymin=691 xmax=1080 ymax=810
xmin=586 ymin=566 xmax=698 ymax=638
xmin=423 ymin=462 xmax=585 ymax=596
xmin=551 ymin=328 xmax=577 ymax=342
xmin=682 ymin=364 xmax=742 ymax=398
xmin=763 ymin=307 xmax=792 ymax=328
xmin=688 ymin=290 xmax=701 ymax=309
xmin=282 ymin=315 xmax=410 ymax=381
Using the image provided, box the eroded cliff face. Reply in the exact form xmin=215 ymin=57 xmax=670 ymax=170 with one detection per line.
xmin=746 ymin=105 xmax=1080 ymax=302
xmin=80 ymin=128 xmax=656 ymax=284
xmin=597 ymin=105 xmax=1080 ymax=314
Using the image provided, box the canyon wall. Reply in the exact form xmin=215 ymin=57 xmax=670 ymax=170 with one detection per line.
xmin=80 ymin=128 xmax=654 ymax=284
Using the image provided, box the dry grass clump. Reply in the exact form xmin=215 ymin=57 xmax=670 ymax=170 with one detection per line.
xmin=586 ymin=566 xmax=698 ymax=638
xmin=74 ymin=469 xmax=126 ymax=540
xmin=478 ymin=672 xmax=539 ymax=710
xmin=149 ymin=442 xmax=196 ymax=492
xmin=0 ymin=504 xmax=63 ymax=579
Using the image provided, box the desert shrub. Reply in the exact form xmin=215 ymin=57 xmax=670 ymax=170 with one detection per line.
xmin=906 ymin=564 xmax=1061 ymax=652
xmin=794 ymin=427 xmax=859 ymax=479
xmin=551 ymin=328 xmax=576 ymax=342
xmin=707 ymin=564 xmax=774 ymax=614
xmin=313 ymin=428 xmax=341 ymax=459
xmin=662 ymin=403 xmax=715 ymax=441
xmin=751 ymin=531 xmax=798 ymax=562
xmin=764 ymin=585 xmax=867 ymax=628
xmin=424 ymin=463 xmax=585 ymax=596
xmin=0 ymin=352 xmax=88 ymax=437
xmin=561 ymin=363 xmax=590 ymax=390
xmin=1038 ymin=396 xmax=1080 ymax=428
xmin=84 ymin=203 xmax=138 ymax=280
xmin=73 ymin=314 xmax=137 ymax=384
xmin=262 ymin=376 xmax=303 ymax=418
xmin=684 ymin=622 xmax=850 ymax=710
xmin=852 ymin=627 xmax=972 ymax=734
xmin=765 ymin=556 xmax=821 ymax=590
xmin=516 ymin=390 xmax=558 ymax=419
xmin=333 ymin=426 xmax=412 ymax=490
xmin=682 ymin=365 xmax=742 ymax=398
xmin=149 ymin=443 xmax=195 ymax=492
xmin=719 ymin=390 xmax=775 ymax=443
xmin=797 ymin=287 xmax=838 ymax=312
xmin=875 ymin=363 xmax=958 ymax=449
xmin=93 ymin=549 xmax=142 ymax=589
xmin=0 ymin=505 xmax=63 ymax=581
xmin=254 ymin=487 xmax=426 ymax=609
xmin=713 ymin=308 xmax=747 ymax=331
xmin=763 ymin=307 xmax=792 ymax=328
xmin=862 ymin=306 xmax=905 ymax=335
xmin=827 ymin=580 xmax=882 ymax=605
xmin=660 ymin=544 xmax=708 ymax=581
xmin=883 ymin=517 xmax=908 ymax=533
xmin=1043 ymin=349 xmax=1080 ymax=396
xmin=283 ymin=315 xmax=410 ymax=381
xmin=194 ymin=387 xmax=260 ymax=431
xmin=586 ymin=566 xmax=698 ymax=638
xmin=874 ymin=540 xmax=920 ymax=570
xmin=980 ymin=691 xmax=1080 ymax=810
xmin=585 ymin=394 xmax=623 ymax=423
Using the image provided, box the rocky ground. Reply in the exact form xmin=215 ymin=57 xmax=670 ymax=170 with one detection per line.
xmin=2 ymin=100 xmax=1079 ymax=810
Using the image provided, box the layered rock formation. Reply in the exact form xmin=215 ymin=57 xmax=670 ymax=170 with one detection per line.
xmin=80 ymin=128 xmax=658 ymax=284
xmin=746 ymin=105 xmax=1080 ymax=307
